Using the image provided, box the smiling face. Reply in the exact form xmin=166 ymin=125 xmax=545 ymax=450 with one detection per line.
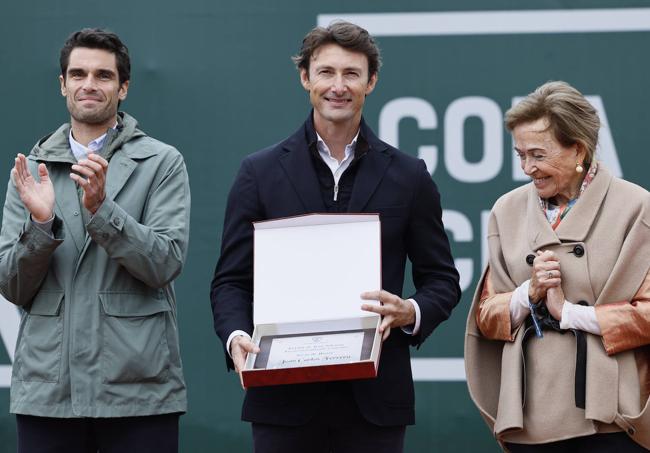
xmin=513 ymin=117 xmax=587 ymax=205
xmin=59 ymin=47 xmax=128 ymax=129
xmin=300 ymin=43 xmax=377 ymax=131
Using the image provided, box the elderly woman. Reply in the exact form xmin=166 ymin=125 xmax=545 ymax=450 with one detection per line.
xmin=465 ymin=81 xmax=650 ymax=452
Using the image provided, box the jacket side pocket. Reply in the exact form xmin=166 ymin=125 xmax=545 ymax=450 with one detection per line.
xmin=99 ymin=292 xmax=171 ymax=384
xmin=15 ymin=291 xmax=64 ymax=383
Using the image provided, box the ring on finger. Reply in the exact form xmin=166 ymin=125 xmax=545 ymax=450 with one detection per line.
xmin=547 ymin=271 xmax=553 ymax=279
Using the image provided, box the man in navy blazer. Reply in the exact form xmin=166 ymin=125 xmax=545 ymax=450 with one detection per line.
xmin=210 ymin=21 xmax=461 ymax=453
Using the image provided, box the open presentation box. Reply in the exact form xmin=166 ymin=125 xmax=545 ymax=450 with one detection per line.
xmin=242 ymin=214 xmax=382 ymax=388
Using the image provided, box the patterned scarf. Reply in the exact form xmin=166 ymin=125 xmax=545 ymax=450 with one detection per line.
xmin=539 ymin=161 xmax=598 ymax=230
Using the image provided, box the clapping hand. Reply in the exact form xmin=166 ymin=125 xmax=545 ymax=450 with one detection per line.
xmin=12 ymin=153 xmax=54 ymax=222
xmin=70 ymin=153 xmax=108 ymax=214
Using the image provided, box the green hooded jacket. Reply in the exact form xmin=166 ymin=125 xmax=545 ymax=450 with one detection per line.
xmin=0 ymin=112 xmax=189 ymax=417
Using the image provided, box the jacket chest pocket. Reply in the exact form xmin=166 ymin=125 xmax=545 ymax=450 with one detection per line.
xmin=99 ymin=292 xmax=171 ymax=384
xmin=15 ymin=291 xmax=64 ymax=383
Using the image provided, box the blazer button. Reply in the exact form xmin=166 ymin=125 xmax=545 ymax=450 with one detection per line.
xmin=526 ymin=254 xmax=535 ymax=266
xmin=112 ymin=217 xmax=122 ymax=227
xmin=572 ymin=245 xmax=585 ymax=257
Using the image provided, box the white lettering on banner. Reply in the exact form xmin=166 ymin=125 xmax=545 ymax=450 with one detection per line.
xmin=444 ymin=97 xmax=503 ymax=182
xmin=378 ymin=97 xmax=438 ymax=173
xmin=379 ymin=94 xmax=622 ymax=181
xmin=511 ymin=95 xmax=622 ymax=181
xmin=0 ymin=297 xmax=20 ymax=388
xmin=589 ymin=97 xmax=623 ymax=177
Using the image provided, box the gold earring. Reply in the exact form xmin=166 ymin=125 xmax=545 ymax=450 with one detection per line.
xmin=576 ymin=162 xmax=584 ymax=173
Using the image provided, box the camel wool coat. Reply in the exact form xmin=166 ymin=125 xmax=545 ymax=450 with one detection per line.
xmin=465 ymin=165 xmax=650 ymax=448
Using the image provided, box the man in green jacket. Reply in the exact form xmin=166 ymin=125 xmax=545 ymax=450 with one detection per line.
xmin=0 ymin=28 xmax=190 ymax=452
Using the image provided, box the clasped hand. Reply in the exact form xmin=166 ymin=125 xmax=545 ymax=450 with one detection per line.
xmin=529 ymin=250 xmax=564 ymax=321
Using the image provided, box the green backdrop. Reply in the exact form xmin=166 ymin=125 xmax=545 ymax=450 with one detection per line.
xmin=1 ymin=1 xmax=649 ymax=451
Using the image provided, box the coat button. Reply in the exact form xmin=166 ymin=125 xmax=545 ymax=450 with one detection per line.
xmin=628 ymin=427 xmax=636 ymax=435
xmin=572 ymin=245 xmax=585 ymax=257
xmin=112 ymin=217 xmax=122 ymax=227
xmin=526 ymin=254 xmax=535 ymax=266
xmin=73 ymin=211 xmax=79 ymax=216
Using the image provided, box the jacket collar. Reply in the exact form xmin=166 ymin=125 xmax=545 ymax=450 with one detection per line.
xmin=28 ymin=112 xmax=152 ymax=163
xmin=527 ymin=163 xmax=613 ymax=249
xmin=279 ymin=111 xmax=393 ymax=213
xmin=34 ymin=112 xmax=148 ymax=252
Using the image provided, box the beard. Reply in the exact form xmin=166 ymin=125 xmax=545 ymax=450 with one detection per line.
xmin=67 ymin=97 xmax=118 ymax=126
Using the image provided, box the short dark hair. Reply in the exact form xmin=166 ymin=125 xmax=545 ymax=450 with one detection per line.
xmin=292 ymin=21 xmax=381 ymax=80
xmin=60 ymin=28 xmax=130 ymax=84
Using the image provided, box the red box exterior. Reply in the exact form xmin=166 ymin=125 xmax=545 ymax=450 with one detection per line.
xmin=242 ymin=360 xmax=379 ymax=388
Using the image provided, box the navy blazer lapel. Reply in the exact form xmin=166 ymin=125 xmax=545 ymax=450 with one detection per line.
xmin=348 ymin=121 xmax=392 ymax=213
xmin=279 ymin=123 xmax=327 ymax=213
